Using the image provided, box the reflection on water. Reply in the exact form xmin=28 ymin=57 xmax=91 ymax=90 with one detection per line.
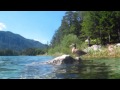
xmin=53 ymin=61 xmax=110 ymax=79
xmin=51 ymin=58 xmax=120 ymax=79
xmin=0 ymin=56 xmax=120 ymax=79
xmin=56 ymin=62 xmax=110 ymax=79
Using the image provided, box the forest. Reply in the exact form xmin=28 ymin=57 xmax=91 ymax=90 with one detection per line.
xmin=1 ymin=11 xmax=120 ymax=56
xmin=0 ymin=48 xmax=46 ymax=56
xmin=48 ymin=11 xmax=120 ymax=55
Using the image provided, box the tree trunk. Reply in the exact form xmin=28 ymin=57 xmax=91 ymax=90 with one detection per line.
xmin=108 ymin=34 xmax=111 ymax=43
xmin=96 ymin=38 xmax=98 ymax=44
xmin=88 ymin=36 xmax=91 ymax=47
xmin=99 ymin=29 xmax=102 ymax=45
xmin=118 ymin=29 xmax=120 ymax=42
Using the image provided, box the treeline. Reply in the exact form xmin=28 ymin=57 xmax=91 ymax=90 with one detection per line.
xmin=21 ymin=48 xmax=46 ymax=55
xmin=0 ymin=48 xmax=46 ymax=56
xmin=48 ymin=11 xmax=120 ymax=54
xmin=0 ymin=49 xmax=19 ymax=56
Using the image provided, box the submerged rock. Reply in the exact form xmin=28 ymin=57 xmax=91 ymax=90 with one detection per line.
xmin=46 ymin=54 xmax=82 ymax=65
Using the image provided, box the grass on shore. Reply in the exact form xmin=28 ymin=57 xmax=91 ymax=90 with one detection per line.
xmin=81 ymin=47 xmax=120 ymax=59
xmin=48 ymin=44 xmax=120 ymax=59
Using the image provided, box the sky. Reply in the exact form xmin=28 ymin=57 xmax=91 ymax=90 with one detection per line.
xmin=0 ymin=11 xmax=66 ymax=44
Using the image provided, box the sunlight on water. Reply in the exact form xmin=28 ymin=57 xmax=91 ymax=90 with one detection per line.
xmin=0 ymin=56 xmax=54 ymax=79
xmin=0 ymin=56 xmax=120 ymax=79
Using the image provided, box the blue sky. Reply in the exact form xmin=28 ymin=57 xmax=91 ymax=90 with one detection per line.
xmin=0 ymin=11 xmax=66 ymax=44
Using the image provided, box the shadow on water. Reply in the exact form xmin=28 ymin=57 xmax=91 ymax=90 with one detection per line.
xmin=53 ymin=60 xmax=113 ymax=79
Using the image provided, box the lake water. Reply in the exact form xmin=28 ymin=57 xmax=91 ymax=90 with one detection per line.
xmin=0 ymin=56 xmax=120 ymax=79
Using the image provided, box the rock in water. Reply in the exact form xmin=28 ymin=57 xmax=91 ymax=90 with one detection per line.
xmin=46 ymin=54 xmax=81 ymax=65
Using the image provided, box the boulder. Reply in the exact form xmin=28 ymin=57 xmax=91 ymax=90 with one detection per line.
xmin=46 ymin=55 xmax=81 ymax=65
xmin=115 ymin=43 xmax=120 ymax=47
xmin=83 ymin=44 xmax=101 ymax=52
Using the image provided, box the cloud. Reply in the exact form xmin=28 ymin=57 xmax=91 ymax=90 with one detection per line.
xmin=0 ymin=23 xmax=6 ymax=30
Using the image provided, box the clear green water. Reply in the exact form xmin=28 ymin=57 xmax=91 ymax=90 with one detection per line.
xmin=54 ymin=58 xmax=120 ymax=79
xmin=0 ymin=56 xmax=120 ymax=79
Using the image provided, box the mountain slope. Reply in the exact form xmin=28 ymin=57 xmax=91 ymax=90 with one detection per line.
xmin=0 ymin=31 xmax=47 ymax=51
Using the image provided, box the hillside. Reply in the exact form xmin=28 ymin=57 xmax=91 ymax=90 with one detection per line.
xmin=0 ymin=31 xmax=47 ymax=51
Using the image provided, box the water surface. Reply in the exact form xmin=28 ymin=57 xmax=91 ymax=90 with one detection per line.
xmin=0 ymin=56 xmax=120 ymax=79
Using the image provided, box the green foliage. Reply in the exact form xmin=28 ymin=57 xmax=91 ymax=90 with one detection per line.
xmin=49 ymin=11 xmax=120 ymax=55
xmin=81 ymin=11 xmax=120 ymax=45
xmin=0 ymin=49 xmax=19 ymax=56
xmin=0 ymin=48 xmax=46 ymax=56
xmin=48 ymin=34 xmax=81 ymax=55
xmin=61 ymin=34 xmax=81 ymax=53
xmin=50 ymin=11 xmax=82 ymax=48
xmin=48 ymin=46 xmax=61 ymax=55
xmin=21 ymin=48 xmax=45 ymax=56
